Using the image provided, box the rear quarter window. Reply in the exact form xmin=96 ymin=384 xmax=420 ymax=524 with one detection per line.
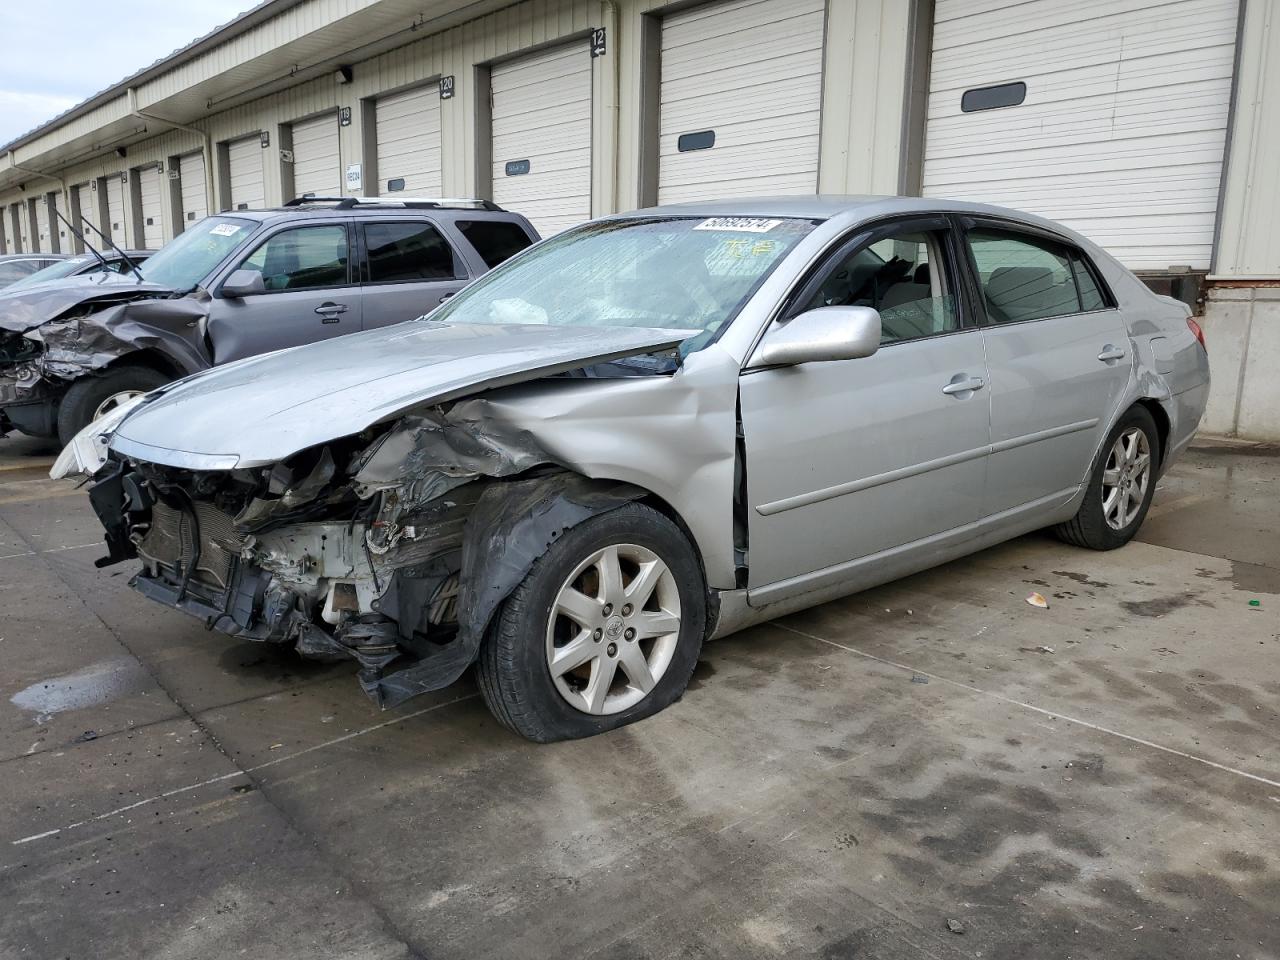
xmin=456 ymin=219 xmax=535 ymax=269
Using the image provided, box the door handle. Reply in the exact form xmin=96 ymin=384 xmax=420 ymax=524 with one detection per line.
xmin=942 ymin=376 xmax=986 ymax=396
xmin=1097 ymin=345 xmax=1126 ymax=362
xmin=438 ymin=292 xmax=455 ymax=304
xmin=315 ymin=302 xmax=348 ymax=324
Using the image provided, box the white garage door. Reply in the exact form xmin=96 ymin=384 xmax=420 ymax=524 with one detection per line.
xmin=179 ymin=152 xmax=208 ymax=227
xmin=658 ymin=0 xmax=826 ymax=205
xmin=375 ymin=86 xmax=442 ymax=196
xmin=106 ymin=175 xmax=127 ymax=244
xmin=227 ymin=136 xmax=265 ymax=211
xmin=291 ymin=113 xmax=340 ymax=199
xmin=13 ymin=204 xmax=28 ymax=252
xmin=34 ymin=197 xmax=53 ymax=252
xmin=74 ymin=182 xmax=100 ymax=241
xmin=923 ymin=0 xmax=1240 ymax=271
xmin=491 ymin=42 xmax=592 ymax=236
xmin=137 ymin=165 xmax=164 ymax=249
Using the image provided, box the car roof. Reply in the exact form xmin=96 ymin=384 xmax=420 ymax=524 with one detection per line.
xmin=616 ymin=195 xmax=1096 ymax=248
xmin=218 ymin=200 xmax=522 ymax=226
xmin=0 ymin=252 xmax=69 ymax=262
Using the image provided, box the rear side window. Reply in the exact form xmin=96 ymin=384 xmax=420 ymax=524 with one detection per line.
xmin=456 ymin=219 xmax=534 ymax=269
xmin=966 ymin=229 xmax=1088 ymax=324
xmin=1071 ymin=252 xmax=1108 ymax=311
xmin=241 ymin=225 xmax=349 ymax=291
xmin=0 ymin=261 xmax=41 ymax=283
xmin=364 ymin=221 xmax=456 ymax=282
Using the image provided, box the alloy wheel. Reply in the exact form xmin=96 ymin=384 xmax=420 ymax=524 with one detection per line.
xmin=91 ymin=390 xmax=145 ymax=422
xmin=545 ymin=543 xmax=682 ymax=715
xmin=1101 ymin=427 xmax=1151 ymax=530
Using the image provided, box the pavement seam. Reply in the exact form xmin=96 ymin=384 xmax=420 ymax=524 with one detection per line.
xmin=4 ymin=518 xmax=434 ymax=960
xmin=773 ymin=621 xmax=1280 ymax=790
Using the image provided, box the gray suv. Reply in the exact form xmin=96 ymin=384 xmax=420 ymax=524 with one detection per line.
xmin=0 ymin=197 xmax=538 ymax=444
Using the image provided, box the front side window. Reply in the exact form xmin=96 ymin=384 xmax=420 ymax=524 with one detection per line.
xmin=429 ymin=216 xmax=816 ymax=352
xmin=0 ymin=261 xmax=41 ymax=284
xmin=803 ymin=230 xmax=959 ymax=344
xmin=240 ymin=225 xmax=349 ymax=291
xmin=363 ymin=221 xmax=456 ymax=283
xmin=966 ymin=229 xmax=1090 ymax=324
xmin=456 ymin=219 xmax=535 ymax=269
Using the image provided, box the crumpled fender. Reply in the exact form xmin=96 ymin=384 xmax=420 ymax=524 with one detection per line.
xmin=25 ymin=297 xmax=211 ymax=378
xmin=370 ymin=472 xmax=645 ymax=708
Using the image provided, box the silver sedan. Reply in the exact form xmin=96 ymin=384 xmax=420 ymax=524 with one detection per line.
xmin=58 ymin=197 xmax=1209 ymax=741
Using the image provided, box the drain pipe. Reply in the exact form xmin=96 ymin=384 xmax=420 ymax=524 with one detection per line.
xmin=7 ymin=151 xmax=69 ymax=252
xmin=128 ymin=87 xmax=216 ymax=217
xmin=601 ymin=0 xmax=621 ymax=214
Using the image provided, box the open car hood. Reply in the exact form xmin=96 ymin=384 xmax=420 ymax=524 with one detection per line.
xmin=110 ymin=321 xmax=690 ymax=468
xmin=0 ymin=273 xmax=174 ymax=333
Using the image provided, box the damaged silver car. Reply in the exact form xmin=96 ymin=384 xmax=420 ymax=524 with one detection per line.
xmin=57 ymin=197 xmax=1209 ymax=741
xmin=2 ymin=197 xmax=536 ymax=444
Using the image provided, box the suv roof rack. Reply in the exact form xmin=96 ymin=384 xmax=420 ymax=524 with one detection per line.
xmin=283 ymin=194 xmax=505 ymax=212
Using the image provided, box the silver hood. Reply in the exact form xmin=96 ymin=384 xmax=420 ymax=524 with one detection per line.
xmin=109 ymin=321 xmax=689 ymax=468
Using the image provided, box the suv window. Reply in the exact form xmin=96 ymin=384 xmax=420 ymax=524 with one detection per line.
xmin=363 ymin=221 xmax=456 ymax=282
xmin=456 ymin=219 xmax=534 ymax=269
xmin=803 ymin=229 xmax=959 ymax=344
xmin=966 ymin=228 xmax=1091 ymax=324
xmin=241 ymin=225 xmax=349 ymax=291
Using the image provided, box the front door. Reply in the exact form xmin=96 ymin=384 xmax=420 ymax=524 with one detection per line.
xmin=740 ymin=217 xmax=992 ymax=593
xmin=961 ymin=224 xmax=1135 ymax=516
xmin=207 ymin=222 xmax=362 ymax=364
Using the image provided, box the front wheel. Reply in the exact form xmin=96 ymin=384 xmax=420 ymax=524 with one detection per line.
xmin=476 ymin=502 xmax=706 ymax=742
xmin=1054 ymin=405 xmax=1161 ymax=550
xmin=56 ymin=365 xmax=169 ymax=446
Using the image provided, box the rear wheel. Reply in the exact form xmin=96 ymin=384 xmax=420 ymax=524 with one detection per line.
xmin=56 ymin=365 xmax=169 ymax=446
xmin=1054 ymin=405 xmax=1160 ymax=550
xmin=476 ymin=502 xmax=706 ymax=742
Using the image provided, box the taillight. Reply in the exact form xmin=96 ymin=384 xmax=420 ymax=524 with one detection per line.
xmin=1187 ymin=316 xmax=1206 ymax=351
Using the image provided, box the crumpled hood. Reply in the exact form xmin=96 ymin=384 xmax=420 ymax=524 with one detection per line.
xmin=111 ymin=321 xmax=690 ymax=468
xmin=0 ymin=273 xmax=174 ymax=334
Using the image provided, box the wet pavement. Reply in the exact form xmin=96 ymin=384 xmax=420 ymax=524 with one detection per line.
xmin=0 ymin=432 xmax=1277 ymax=959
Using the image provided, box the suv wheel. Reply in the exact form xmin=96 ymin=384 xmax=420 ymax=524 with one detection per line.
xmin=57 ymin=365 xmax=169 ymax=446
xmin=476 ymin=502 xmax=706 ymax=742
xmin=1054 ymin=405 xmax=1161 ymax=550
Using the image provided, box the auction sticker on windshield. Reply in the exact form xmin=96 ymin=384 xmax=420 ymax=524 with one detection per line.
xmin=693 ymin=217 xmax=781 ymax=233
xmin=210 ymin=223 xmax=243 ymax=237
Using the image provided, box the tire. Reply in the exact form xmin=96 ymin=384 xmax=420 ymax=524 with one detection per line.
xmin=476 ymin=502 xmax=706 ymax=742
xmin=56 ymin=365 xmax=169 ymax=446
xmin=1053 ymin=405 xmax=1161 ymax=550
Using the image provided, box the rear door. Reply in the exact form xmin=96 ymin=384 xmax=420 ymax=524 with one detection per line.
xmin=740 ymin=215 xmax=992 ymax=593
xmin=961 ymin=220 xmax=1133 ymax=516
xmin=358 ymin=218 xmax=470 ymax=328
xmin=206 ymin=221 xmax=362 ymax=364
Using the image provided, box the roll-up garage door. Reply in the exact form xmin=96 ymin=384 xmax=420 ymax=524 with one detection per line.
xmin=227 ymin=136 xmax=265 ymax=211
xmin=290 ymin=113 xmax=340 ymax=199
xmin=74 ymin=182 xmax=100 ymax=241
xmin=491 ymin=43 xmax=592 ymax=236
xmin=658 ymin=0 xmax=826 ymax=204
xmin=179 ymin=152 xmax=208 ymax=227
xmin=14 ymin=204 xmax=28 ymax=252
xmin=923 ymin=0 xmax=1239 ymax=271
xmin=375 ymin=86 xmax=442 ymax=196
xmin=34 ymin=197 xmax=52 ymax=252
xmin=106 ymin=175 xmax=127 ymax=245
xmin=137 ymin=165 xmax=164 ymax=249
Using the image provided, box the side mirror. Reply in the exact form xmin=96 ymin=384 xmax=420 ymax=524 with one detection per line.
xmin=752 ymin=306 xmax=882 ymax=367
xmin=221 ymin=269 xmax=266 ymax=298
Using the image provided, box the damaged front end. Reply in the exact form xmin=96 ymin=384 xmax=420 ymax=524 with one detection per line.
xmin=86 ymin=403 xmax=647 ymax=708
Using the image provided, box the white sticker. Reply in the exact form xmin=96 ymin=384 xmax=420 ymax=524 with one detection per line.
xmin=210 ymin=223 xmax=242 ymax=237
xmin=693 ymin=217 xmax=782 ymax=234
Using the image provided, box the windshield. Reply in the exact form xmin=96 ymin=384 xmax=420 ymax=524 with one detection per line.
xmin=429 ymin=216 xmax=815 ymax=351
xmin=7 ymin=256 xmax=94 ymax=289
xmin=140 ymin=216 xmax=256 ymax=291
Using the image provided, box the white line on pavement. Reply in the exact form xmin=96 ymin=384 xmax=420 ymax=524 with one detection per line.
xmin=10 ymin=693 xmax=478 ymax=846
xmin=0 ymin=542 xmax=102 ymax=562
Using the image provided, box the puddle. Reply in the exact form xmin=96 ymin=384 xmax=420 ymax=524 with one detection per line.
xmin=10 ymin=657 xmax=151 ymax=723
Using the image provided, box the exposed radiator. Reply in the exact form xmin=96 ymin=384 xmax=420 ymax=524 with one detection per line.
xmin=137 ymin=500 xmax=244 ymax=590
